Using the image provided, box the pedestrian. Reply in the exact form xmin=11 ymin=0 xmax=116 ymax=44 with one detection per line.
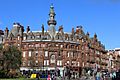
xmin=47 ymin=74 xmax=51 ymax=80
xmin=112 ymin=72 xmax=116 ymax=80
xmin=95 ymin=72 xmax=100 ymax=80
xmin=36 ymin=74 xmax=39 ymax=80
xmin=51 ymin=74 xmax=54 ymax=80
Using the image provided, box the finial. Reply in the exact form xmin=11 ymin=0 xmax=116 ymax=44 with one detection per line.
xmin=50 ymin=3 xmax=55 ymax=14
xmin=51 ymin=3 xmax=54 ymax=8
xmin=72 ymin=27 xmax=74 ymax=35
xmin=47 ymin=3 xmax=56 ymax=26
xmin=94 ymin=33 xmax=97 ymax=38
xmin=6 ymin=27 xmax=8 ymax=30
xmin=5 ymin=27 xmax=9 ymax=32
xmin=86 ymin=32 xmax=89 ymax=36
xmin=26 ymin=25 xmax=30 ymax=33
xmin=59 ymin=25 xmax=63 ymax=32
xmin=42 ymin=24 xmax=44 ymax=28
xmin=42 ymin=24 xmax=44 ymax=35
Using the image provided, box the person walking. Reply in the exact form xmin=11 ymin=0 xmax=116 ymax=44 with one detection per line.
xmin=95 ymin=71 xmax=101 ymax=80
xmin=47 ymin=74 xmax=51 ymax=80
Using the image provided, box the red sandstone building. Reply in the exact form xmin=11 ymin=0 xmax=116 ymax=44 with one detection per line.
xmin=107 ymin=49 xmax=120 ymax=72
xmin=0 ymin=30 xmax=4 ymax=70
xmin=3 ymin=5 xmax=108 ymax=76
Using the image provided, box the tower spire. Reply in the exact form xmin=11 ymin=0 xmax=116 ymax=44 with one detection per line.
xmin=47 ymin=4 xmax=57 ymax=40
xmin=47 ymin=4 xmax=57 ymax=26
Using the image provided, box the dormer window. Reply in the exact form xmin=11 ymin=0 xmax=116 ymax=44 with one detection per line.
xmin=31 ymin=36 xmax=34 ymax=39
xmin=36 ymin=36 xmax=40 ymax=39
xmin=58 ymin=35 xmax=59 ymax=39
xmin=23 ymin=36 xmax=26 ymax=40
xmin=18 ymin=36 xmax=20 ymax=40
xmin=82 ymin=39 xmax=84 ymax=42
xmin=40 ymin=35 xmax=41 ymax=39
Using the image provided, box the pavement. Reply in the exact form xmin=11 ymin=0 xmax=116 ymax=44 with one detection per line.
xmin=55 ymin=76 xmax=95 ymax=80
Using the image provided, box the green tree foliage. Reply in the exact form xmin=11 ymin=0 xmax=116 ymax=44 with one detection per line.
xmin=0 ymin=44 xmax=5 ymax=77
xmin=0 ymin=44 xmax=3 ymax=50
xmin=0 ymin=45 xmax=22 ymax=78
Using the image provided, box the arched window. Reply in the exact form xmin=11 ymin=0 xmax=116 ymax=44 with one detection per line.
xmin=50 ymin=54 xmax=55 ymax=63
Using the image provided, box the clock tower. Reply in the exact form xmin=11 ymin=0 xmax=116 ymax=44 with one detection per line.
xmin=47 ymin=4 xmax=57 ymax=40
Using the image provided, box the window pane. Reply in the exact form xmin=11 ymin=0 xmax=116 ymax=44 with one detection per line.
xmin=23 ymin=52 xmax=26 ymax=57
xmin=45 ymin=51 xmax=48 ymax=57
xmin=57 ymin=61 xmax=59 ymax=66
xmin=44 ymin=60 xmax=46 ymax=65
xmin=29 ymin=51 xmax=31 ymax=57
xmin=60 ymin=61 xmax=62 ymax=66
xmin=47 ymin=60 xmax=49 ymax=65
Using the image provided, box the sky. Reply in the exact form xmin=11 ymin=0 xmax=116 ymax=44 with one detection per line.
xmin=0 ymin=0 xmax=120 ymax=50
